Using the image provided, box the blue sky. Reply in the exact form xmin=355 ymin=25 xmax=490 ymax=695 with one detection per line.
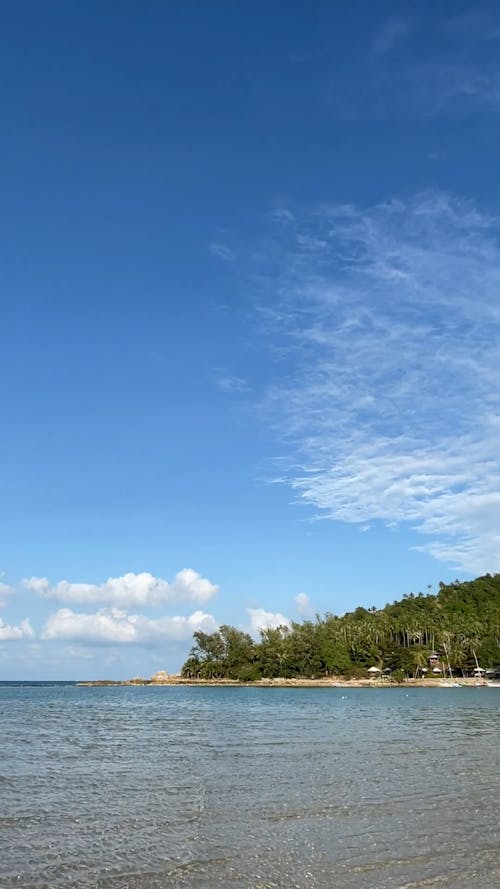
xmin=2 ymin=1 xmax=500 ymax=678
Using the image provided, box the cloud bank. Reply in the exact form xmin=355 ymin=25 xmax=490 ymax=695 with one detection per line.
xmin=259 ymin=192 xmax=500 ymax=574
xmin=42 ymin=608 xmax=217 ymax=644
xmin=24 ymin=569 xmax=218 ymax=608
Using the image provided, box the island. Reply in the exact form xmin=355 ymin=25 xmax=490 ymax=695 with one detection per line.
xmin=79 ymin=575 xmax=500 ymax=688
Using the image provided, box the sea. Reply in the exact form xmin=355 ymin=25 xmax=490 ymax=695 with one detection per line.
xmin=0 ymin=684 xmax=498 ymax=888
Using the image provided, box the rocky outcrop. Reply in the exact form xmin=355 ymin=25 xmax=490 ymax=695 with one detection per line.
xmin=149 ymin=670 xmax=170 ymax=684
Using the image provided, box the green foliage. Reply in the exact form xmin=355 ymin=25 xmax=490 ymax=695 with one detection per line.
xmin=180 ymin=574 xmax=500 ymax=680
xmin=235 ymin=662 xmax=262 ymax=682
xmin=319 ymin=639 xmax=352 ymax=674
xmin=185 ymin=626 xmax=259 ymax=680
xmin=391 ymin=669 xmax=406 ymax=683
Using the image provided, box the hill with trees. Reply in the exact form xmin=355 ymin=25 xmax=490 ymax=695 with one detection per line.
xmin=181 ymin=574 xmax=500 ymax=681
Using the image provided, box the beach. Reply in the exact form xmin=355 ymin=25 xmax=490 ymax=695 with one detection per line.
xmin=77 ymin=674 xmax=490 ymax=688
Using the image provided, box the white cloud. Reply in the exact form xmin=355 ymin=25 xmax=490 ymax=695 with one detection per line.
xmin=0 ymin=618 xmax=35 ymax=641
xmin=42 ymin=607 xmax=218 ymax=644
xmin=0 ymin=582 xmax=14 ymax=608
xmin=23 ymin=569 xmax=218 ymax=608
xmin=258 ymin=193 xmax=500 ymax=573
xmin=294 ymin=593 xmax=313 ymax=616
xmin=23 ymin=577 xmax=50 ymax=594
xmin=247 ymin=608 xmax=291 ymax=636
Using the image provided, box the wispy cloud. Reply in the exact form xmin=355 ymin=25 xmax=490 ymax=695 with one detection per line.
xmin=371 ymin=17 xmax=413 ymax=54
xmin=442 ymin=10 xmax=500 ymax=41
xmin=215 ymin=374 xmax=251 ymax=394
xmin=256 ymin=193 xmax=500 ymax=574
xmin=24 ymin=569 xmax=218 ymax=608
xmin=328 ymin=8 xmax=500 ymax=121
xmin=208 ymin=242 xmax=235 ymax=262
xmin=411 ymin=63 xmax=500 ymax=115
xmin=331 ymin=60 xmax=500 ymax=119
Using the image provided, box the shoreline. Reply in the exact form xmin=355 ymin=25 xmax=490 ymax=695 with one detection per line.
xmin=77 ymin=676 xmax=488 ymax=688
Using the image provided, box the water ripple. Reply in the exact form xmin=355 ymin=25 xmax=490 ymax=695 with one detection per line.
xmin=0 ymin=686 xmax=498 ymax=888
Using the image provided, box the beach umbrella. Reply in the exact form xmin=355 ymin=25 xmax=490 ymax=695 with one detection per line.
xmin=432 ymin=667 xmax=442 ymax=673
xmin=473 ymin=667 xmax=485 ymax=673
xmin=367 ymin=666 xmax=381 ymax=673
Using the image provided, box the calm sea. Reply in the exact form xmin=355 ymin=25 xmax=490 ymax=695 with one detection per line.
xmin=0 ymin=685 xmax=498 ymax=888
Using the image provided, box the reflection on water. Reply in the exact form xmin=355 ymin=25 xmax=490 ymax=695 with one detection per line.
xmin=0 ymin=686 xmax=498 ymax=888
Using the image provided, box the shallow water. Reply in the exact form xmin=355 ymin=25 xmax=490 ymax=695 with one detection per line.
xmin=0 ymin=685 xmax=498 ymax=888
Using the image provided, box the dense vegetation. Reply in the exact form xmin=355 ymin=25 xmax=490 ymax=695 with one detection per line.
xmin=181 ymin=574 xmax=500 ymax=681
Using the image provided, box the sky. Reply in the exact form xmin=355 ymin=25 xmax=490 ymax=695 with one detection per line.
xmin=2 ymin=0 xmax=500 ymax=679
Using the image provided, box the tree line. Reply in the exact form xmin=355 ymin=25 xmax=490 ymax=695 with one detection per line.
xmin=181 ymin=574 xmax=500 ymax=681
